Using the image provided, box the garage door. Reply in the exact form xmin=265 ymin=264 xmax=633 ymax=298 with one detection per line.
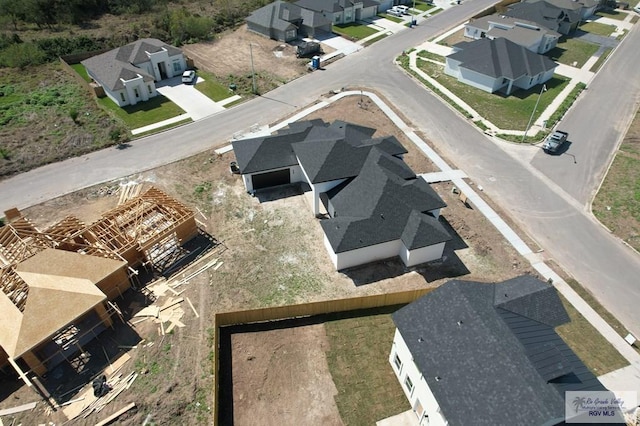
xmin=252 ymin=169 xmax=290 ymax=190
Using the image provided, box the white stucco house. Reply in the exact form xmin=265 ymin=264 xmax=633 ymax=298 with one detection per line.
xmin=231 ymin=120 xmax=451 ymax=271
xmin=445 ymin=37 xmax=557 ymax=95
xmin=81 ymin=38 xmax=187 ymax=107
xmin=464 ymin=15 xmax=560 ymax=54
xmin=389 ymin=276 xmax=613 ymax=426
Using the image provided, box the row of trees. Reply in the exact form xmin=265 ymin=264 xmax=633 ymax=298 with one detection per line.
xmin=0 ymin=0 xmax=272 ymax=68
xmin=0 ymin=0 xmax=156 ymax=28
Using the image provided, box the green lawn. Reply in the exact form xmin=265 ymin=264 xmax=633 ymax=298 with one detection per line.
xmin=415 ymin=58 xmax=570 ymax=130
xmin=333 ymin=23 xmax=379 ymax=40
xmin=377 ymin=13 xmax=404 ymax=23
xmin=70 ymin=63 xmax=91 ymax=82
xmin=579 ymin=21 xmax=616 ymax=36
xmin=547 ymin=38 xmax=600 ymax=68
xmin=195 ymin=72 xmax=234 ymax=102
xmin=324 ymin=308 xmax=409 ymax=426
xmin=413 ymin=1 xmax=436 ymax=11
xmin=593 ymin=152 xmax=640 ymax=252
xmin=363 ymin=33 xmax=388 ymax=46
xmin=556 ymin=295 xmax=629 ymax=376
xmin=97 ymin=94 xmax=185 ymax=129
xmin=596 ymin=9 xmax=628 ymax=20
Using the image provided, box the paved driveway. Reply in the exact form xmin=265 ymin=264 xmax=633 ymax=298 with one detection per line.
xmin=316 ymin=33 xmax=362 ymax=55
xmin=155 ymin=76 xmax=223 ymax=121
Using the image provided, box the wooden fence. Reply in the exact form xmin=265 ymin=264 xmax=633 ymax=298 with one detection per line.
xmin=212 ymin=288 xmax=433 ymax=425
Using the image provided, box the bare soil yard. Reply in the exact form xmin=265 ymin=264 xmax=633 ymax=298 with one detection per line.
xmin=183 ymin=25 xmax=324 ymax=94
xmin=2 ymin=94 xmax=536 ymax=425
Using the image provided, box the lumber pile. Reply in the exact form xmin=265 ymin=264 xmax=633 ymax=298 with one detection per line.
xmin=61 ymin=353 xmax=136 ymax=422
xmin=117 ymin=182 xmax=143 ymax=205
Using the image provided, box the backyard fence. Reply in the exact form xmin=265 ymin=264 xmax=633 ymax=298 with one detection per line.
xmin=212 ymin=287 xmax=434 ymax=425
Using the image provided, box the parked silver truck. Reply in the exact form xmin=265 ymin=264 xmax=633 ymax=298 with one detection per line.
xmin=542 ymin=130 xmax=568 ymax=153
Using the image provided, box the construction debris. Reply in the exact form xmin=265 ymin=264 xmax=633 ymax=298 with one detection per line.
xmin=95 ymin=402 xmax=136 ymax=426
xmin=0 ymin=401 xmax=37 ymax=416
xmin=117 ymin=181 xmax=143 ymax=205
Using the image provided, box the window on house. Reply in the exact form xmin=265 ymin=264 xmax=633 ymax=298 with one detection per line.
xmin=335 ymin=15 xmax=340 ymax=23
xmin=404 ymin=376 xmax=414 ymax=393
xmin=120 ymin=93 xmax=125 ymax=102
xmin=148 ymin=85 xmax=153 ymax=94
xmin=173 ymin=61 xmax=181 ymax=72
xmin=393 ymin=353 xmax=402 ymax=371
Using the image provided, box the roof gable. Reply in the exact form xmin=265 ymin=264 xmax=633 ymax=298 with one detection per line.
xmin=392 ymin=278 xmax=606 ymax=426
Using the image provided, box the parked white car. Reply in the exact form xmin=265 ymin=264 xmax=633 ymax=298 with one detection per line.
xmin=387 ymin=7 xmax=403 ymax=16
xmin=182 ymin=70 xmax=196 ymax=84
xmin=395 ymin=5 xmax=410 ymax=14
xmin=634 ymin=3 xmax=640 ymax=13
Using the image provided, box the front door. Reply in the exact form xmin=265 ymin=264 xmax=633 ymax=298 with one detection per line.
xmin=157 ymin=61 xmax=167 ymax=80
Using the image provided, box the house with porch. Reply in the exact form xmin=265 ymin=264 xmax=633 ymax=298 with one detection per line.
xmin=82 ymin=38 xmax=187 ymax=107
xmin=444 ymin=37 xmax=557 ymax=95
xmin=246 ymin=0 xmax=332 ymax=41
xmin=464 ymin=14 xmax=560 ymax=54
xmin=389 ymin=275 xmax=616 ymax=425
xmin=294 ymin=0 xmax=379 ymax=25
xmin=231 ymin=119 xmax=451 ymax=270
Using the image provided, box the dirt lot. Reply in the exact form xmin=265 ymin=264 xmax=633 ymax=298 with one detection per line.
xmin=230 ymin=324 xmax=343 ymax=426
xmin=1 ymin=93 xmax=535 ymax=425
xmin=183 ymin=25 xmax=326 ymax=93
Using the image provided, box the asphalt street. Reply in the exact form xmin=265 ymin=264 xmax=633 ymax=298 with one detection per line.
xmin=1 ymin=0 xmax=639 ymax=335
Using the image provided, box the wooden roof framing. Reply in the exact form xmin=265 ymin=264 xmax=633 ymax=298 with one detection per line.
xmin=0 ymin=266 xmax=29 ymax=312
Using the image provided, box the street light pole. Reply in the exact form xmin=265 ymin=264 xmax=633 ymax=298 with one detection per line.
xmin=250 ymin=43 xmax=257 ymax=95
xmin=522 ymin=84 xmax=546 ymax=143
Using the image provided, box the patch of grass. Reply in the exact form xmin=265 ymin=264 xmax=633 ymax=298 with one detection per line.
xmin=377 ymin=13 xmax=404 ymax=23
xmin=593 ymin=154 xmax=640 ymax=252
xmin=195 ymin=72 xmax=234 ymax=101
xmin=332 ymin=23 xmax=379 ymax=40
xmin=416 ymin=50 xmax=445 ymax=62
xmin=589 ymin=47 xmax=613 ymax=72
xmin=133 ymin=117 xmax=192 ymax=138
xmin=616 ymin=29 xmax=627 ymax=40
xmin=413 ymin=1 xmax=435 ymax=11
xmin=556 ymin=294 xmax=629 ymax=375
xmin=97 ymin=94 xmax=185 ymax=130
xmin=547 ymin=38 xmax=600 ymax=68
xmin=547 ymin=82 xmax=586 ymax=128
xmin=563 ymin=278 xmax=640 ymax=355
xmin=324 ymin=309 xmax=409 ymax=426
xmin=596 ymin=9 xmax=627 ymax=20
xmin=222 ymin=98 xmax=244 ymax=108
xmin=397 ymin=53 xmax=472 ymax=119
xmin=413 ymin=57 xmax=570 ymax=130
xmin=363 ymin=33 xmax=388 ymax=46
xmin=579 ymin=21 xmax=616 ymax=36
xmin=70 ymin=63 xmax=91 ymax=82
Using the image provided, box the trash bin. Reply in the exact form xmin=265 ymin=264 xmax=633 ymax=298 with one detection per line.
xmin=311 ymin=56 xmax=320 ymax=70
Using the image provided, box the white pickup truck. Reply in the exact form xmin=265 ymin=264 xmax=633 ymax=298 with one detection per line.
xmin=542 ymin=130 xmax=568 ymax=153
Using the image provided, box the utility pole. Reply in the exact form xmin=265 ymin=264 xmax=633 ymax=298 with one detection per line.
xmin=522 ymin=84 xmax=546 ymax=143
xmin=250 ymin=43 xmax=257 ymax=95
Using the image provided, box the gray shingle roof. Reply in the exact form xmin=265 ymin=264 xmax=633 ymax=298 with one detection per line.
xmin=447 ymin=37 xmax=557 ymax=79
xmin=232 ymin=120 xmax=381 ymax=175
xmin=247 ymin=0 xmax=332 ymax=31
xmin=246 ymin=0 xmax=302 ymax=31
xmin=504 ymin=0 xmax=580 ymax=28
xmin=81 ymin=38 xmax=180 ymax=91
xmin=321 ymin=150 xmax=449 ymax=252
xmin=392 ymin=276 xmax=608 ymax=426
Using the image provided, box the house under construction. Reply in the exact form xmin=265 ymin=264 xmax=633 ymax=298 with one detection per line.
xmin=0 ymin=186 xmax=198 ymax=380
